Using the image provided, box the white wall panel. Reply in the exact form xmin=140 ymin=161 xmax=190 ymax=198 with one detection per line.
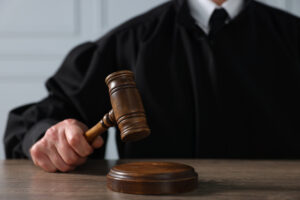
xmin=286 ymin=0 xmax=300 ymax=17
xmin=0 ymin=59 xmax=60 ymax=78
xmin=0 ymin=0 xmax=79 ymax=36
xmin=0 ymin=0 xmax=98 ymax=57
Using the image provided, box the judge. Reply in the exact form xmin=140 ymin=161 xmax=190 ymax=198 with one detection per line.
xmin=4 ymin=0 xmax=300 ymax=172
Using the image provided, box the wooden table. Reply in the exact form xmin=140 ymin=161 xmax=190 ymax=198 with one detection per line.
xmin=0 ymin=159 xmax=300 ymax=200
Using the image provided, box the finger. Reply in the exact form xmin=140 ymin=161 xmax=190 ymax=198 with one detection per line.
xmin=30 ymin=144 xmax=56 ymax=173
xmin=63 ymin=119 xmax=88 ymax=132
xmin=46 ymin=146 xmax=74 ymax=172
xmin=75 ymin=120 xmax=89 ymax=132
xmin=65 ymin=125 xmax=93 ymax=157
xmin=75 ymin=157 xmax=87 ymax=166
xmin=56 ymin=131 xmax=87 ymax=166
xmin=91 ymin=136 xmax=104 ymax=149
xmin=30 ymin=146 xmax=39 ymax=166
xmin=35 ymin=153 xmax=57 ymax=173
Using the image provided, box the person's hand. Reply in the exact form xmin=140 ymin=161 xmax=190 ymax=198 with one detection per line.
xmin=30 ymin=119 xmax=103 ymax=172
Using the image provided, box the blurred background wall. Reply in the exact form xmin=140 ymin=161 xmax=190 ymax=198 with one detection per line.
xmin=0 ymin=0 xmax=299 ymax=160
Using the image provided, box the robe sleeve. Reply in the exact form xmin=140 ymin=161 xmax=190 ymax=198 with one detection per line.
xmin=3 ymin=37 xmax=117 ymax=159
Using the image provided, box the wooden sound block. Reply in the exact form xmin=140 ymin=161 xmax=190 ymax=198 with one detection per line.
xmin=107 ymin=161 xmax=198 ymax=195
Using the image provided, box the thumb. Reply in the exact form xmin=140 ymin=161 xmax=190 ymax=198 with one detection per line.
xmin=91 ymin=136 xmax=104 ymax=149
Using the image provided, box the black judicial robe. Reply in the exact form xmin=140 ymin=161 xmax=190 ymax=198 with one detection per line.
xmin=4 ymin=0 xmax=300 ymax=159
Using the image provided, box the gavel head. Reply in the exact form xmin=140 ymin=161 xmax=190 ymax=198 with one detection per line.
xmin=105 ymin=70 xmax=151 ymax=142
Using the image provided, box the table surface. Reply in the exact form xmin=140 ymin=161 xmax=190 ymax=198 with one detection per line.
xmin=0 ymin=159 xmax=300 ymax=200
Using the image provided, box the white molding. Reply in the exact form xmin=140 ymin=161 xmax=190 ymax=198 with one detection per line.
xmin=0 ymin=59 xmax=61 ymax=79
xmin=100 ymin=0 xmax=109 ymax=31
xmin=0 ymin=0 xmax=81 ymax=38
xmin=286 ymin=0 xmax=300 ymax=17
xmin=0 ymin=54 xmax=62 ymax=60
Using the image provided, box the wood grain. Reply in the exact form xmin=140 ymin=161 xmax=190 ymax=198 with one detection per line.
xmin=107 ymin=161 xmax=198 ymax=194
xmin=84 ymin=70 xmax=151 ymax=143
xmin=0 ymin=159 xmax=300 ymax=200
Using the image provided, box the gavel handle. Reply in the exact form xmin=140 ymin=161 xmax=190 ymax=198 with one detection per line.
xmin=84 ymin=109 xmax=115 ymax=143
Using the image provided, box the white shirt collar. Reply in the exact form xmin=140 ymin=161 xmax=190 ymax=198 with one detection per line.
xmin=188 ymin=0 xmax=244 ymax=34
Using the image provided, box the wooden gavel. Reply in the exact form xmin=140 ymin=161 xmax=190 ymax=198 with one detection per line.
xmin=84 ymin=70 xmax=150 ymax=143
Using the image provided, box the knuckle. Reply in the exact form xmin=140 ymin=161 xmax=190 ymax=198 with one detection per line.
xmin=39 ymin=138 xmax=50 ymax=149
xmin=64 ymin=119 xmax=77 ymax=125
xmin=52 ymin=155 xmax=60 ymax=165
xmin=68 ymin=135 xmax=80 ymax=147
xmin=30 ymin=146 xmax=42 ymax=159
xmin=65 ymin=156 xmax=78 ymax=165
xmin=46 ymin=126 xmax=57 ymax=135
xmin=39 ymin=138 xmax=46 ymax=145
xmin=45 ymin=127 xmax=58 ymax=141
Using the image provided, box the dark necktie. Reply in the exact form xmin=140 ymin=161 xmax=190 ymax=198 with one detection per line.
xmin=209 ymin=8 xmax=229 ymax=36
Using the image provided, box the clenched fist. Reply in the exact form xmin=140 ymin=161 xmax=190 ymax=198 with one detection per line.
xmin=30 ymin=119 xmax=103 ymax=172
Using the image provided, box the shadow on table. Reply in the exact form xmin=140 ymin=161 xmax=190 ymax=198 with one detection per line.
xmin=68 ymin=159 xmax=127 ymax=176
xmin=177 ymin=180 xmax=300 ymax=197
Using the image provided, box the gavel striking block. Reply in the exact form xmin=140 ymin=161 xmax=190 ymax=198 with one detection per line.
xmin=83 ymin=70 xmax=198 ymax=195
xmin=84 ymin=70 xmax=151 ymax=143
xmin=107 ymin=161 xmax=198 ymax=195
